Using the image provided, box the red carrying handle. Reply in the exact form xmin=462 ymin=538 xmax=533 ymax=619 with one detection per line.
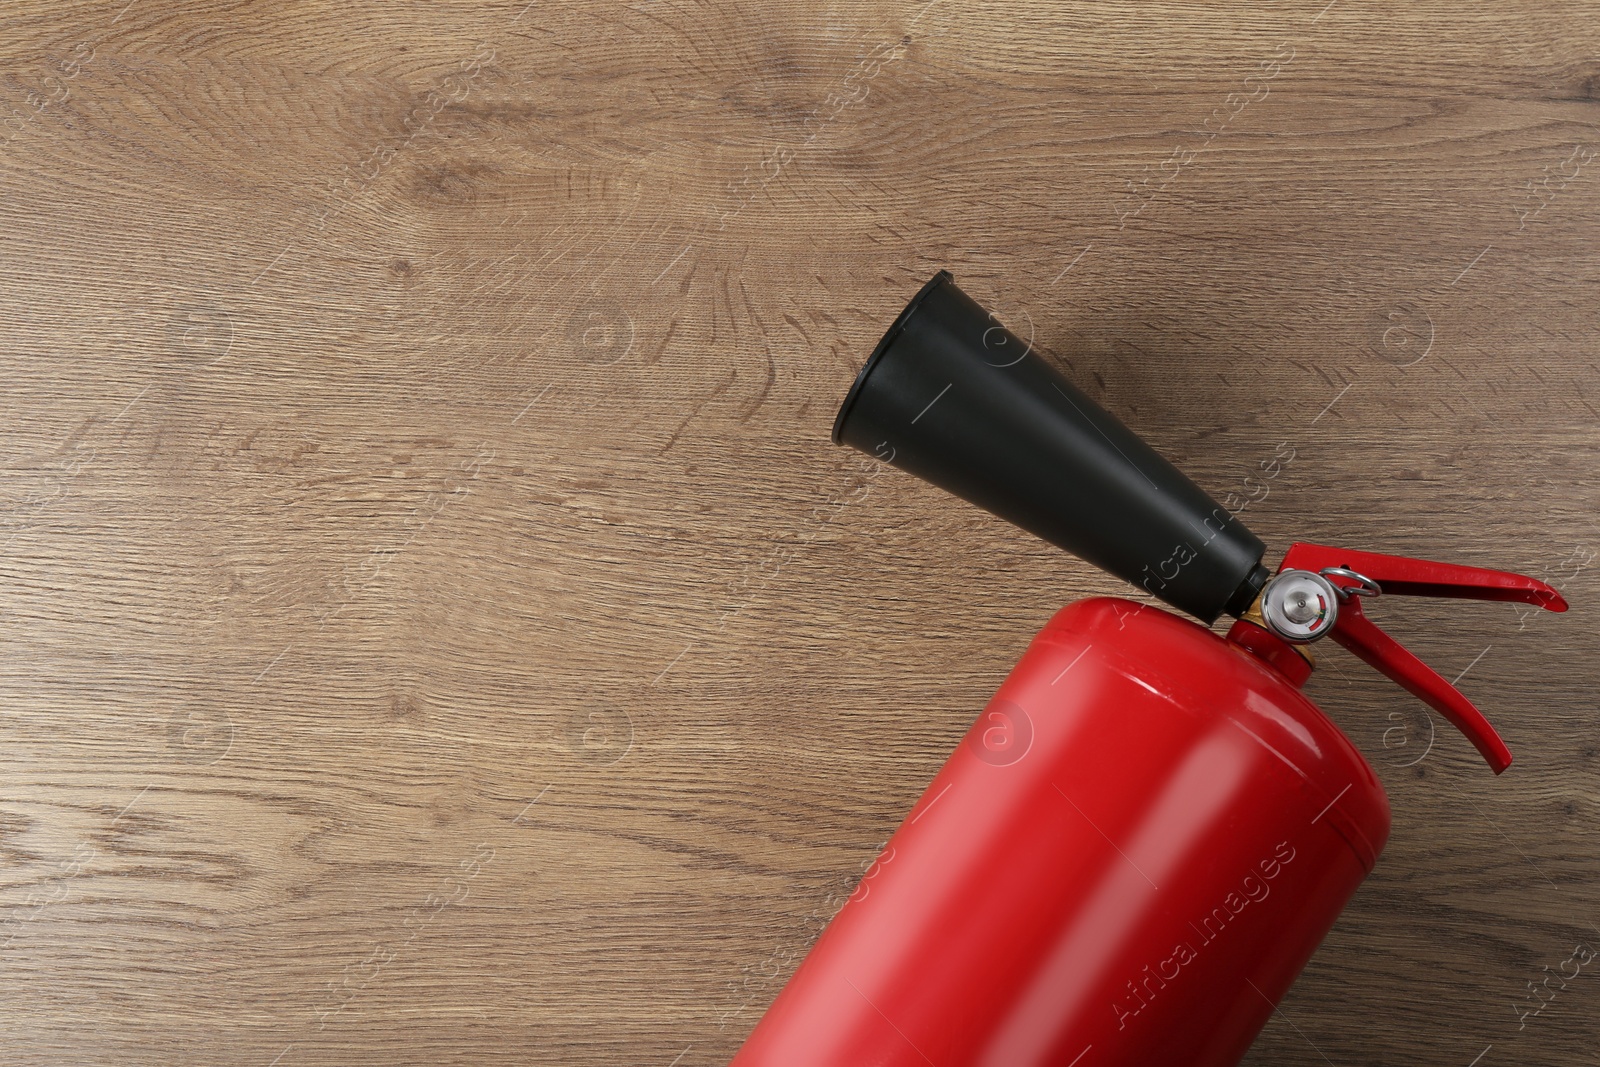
xmin=1278 ymin=542 xmax=1568 ymax=774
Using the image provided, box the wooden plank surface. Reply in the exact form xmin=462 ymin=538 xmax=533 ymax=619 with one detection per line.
xmin=2 ymin=1 xmax=1597 ymax=1064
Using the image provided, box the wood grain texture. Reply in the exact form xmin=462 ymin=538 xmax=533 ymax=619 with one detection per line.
xmin=1 ymin=1 xmax=1597 ymax=1064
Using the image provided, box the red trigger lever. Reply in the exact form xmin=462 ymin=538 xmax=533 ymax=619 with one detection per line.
xmin=1275 ymin=542 xmax=1568 ymax=775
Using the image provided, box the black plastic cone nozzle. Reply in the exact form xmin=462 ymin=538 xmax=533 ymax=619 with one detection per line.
xmin=833 ymin=271 xmax=1269 ymax=624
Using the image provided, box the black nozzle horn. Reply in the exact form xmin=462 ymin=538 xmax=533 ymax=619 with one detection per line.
xmin=833 ymin=271 xmax=1268 ymax=624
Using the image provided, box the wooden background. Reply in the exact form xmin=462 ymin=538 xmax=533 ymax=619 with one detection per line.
xmin=2 ymin=1 xmax=1597 ymax=1064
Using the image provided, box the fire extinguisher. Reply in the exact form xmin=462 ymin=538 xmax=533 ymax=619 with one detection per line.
xmin=731 ymin=271 xmax=1566 ymax=1067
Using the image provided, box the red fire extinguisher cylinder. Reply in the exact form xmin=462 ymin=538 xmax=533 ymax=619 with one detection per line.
xmin=734 ymin=598 xmax=1388 ymax=1066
